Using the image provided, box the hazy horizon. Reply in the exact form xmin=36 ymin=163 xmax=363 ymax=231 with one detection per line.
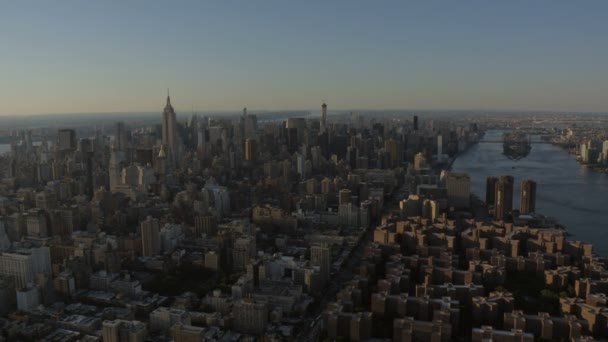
xmin=2 ymin=107 xmax=608 ymax=119
xmin=2 ymin=1 xmax=608 ymax=115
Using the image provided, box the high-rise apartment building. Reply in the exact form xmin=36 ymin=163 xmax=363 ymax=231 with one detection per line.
xmin=486 ymin=176 xmax=498 ymax=207
xmin=494 ymin=175 xmax=514 ymax=220
xmin=520 ymin=179 xmax=537 ymax=214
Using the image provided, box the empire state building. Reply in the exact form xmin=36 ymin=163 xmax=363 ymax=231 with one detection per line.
xmin=161 ymin=93 xmax=177 ymax=159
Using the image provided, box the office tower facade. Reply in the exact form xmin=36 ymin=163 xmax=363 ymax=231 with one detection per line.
xmin=243 ymin=110 xmax=258 ymax=140
xmin=194 ymin=215 xmax=217 ymax=237
xmin=114 ymin=122 xmax=128 ymax=151
xmin=109 ymin=149 xmax=125 ymax=192
xmin=161 ymin=94 xmax=177 ymax=159
xmin=296 ymin=153 xmax=305 ymax=179
xmin=197 ymin=126 xmax=207 ymax=160
xmin=494 ymin=175 xmax=514 ymax=220
xmin=486 ymin=176 xmax=498 ymax=207
xmin=437 ymin=135 xmax=443 ymax=162
xmin=446 ymin=172 xmax=471 ymax=208
xmin=413 ymin=115 xmax=419 ymax=131
xmin=520 ymin=179 xmax=537 ymax=214
xmin=140 ymin=216 xmax=161 ymax=257
xmin=57 ymin=129 xmax=76 ymax=151
xmin=244 ymin=139 xmax=257 ymax=162
xmin=384 ymin=138 xmax=400 ymax=168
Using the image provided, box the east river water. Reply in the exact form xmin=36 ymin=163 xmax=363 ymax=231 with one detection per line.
xmin=452 ymin=130 xmax=608 ymax=255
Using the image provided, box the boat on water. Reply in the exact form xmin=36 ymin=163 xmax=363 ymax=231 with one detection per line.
xmin=503 ymin=132 xmax=531 ymax=160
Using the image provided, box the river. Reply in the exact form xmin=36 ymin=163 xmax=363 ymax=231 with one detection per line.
xmin=452 ymin=130 xmax=608 ymax=255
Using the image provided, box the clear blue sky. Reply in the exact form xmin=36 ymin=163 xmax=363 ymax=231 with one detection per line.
xmin=1 ymin=0 xmax=608 ymax=115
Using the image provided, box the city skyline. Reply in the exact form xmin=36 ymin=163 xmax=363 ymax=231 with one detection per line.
xmin=3 ymin=2 xmax=608 ymax=340
xmin=2 ymin=1 xmax=608 ymax=115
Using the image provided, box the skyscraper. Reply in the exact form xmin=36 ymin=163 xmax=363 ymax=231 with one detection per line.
xmin=413 ymin=115 xmax=419 ymax=131
xmin=161 ymin=93 xmax=177 ymax=159
xmin=494 ymin=175 xmax=514 ymax=221
xmin=114 ymin=122 xmax=128 ymax=151
xmin=197 ymin=126 xmax=207 ymax=160
xmin=310 ymin=244 xmax=331 ymax=282
xmin=321 ymin=102 xmax=327 ymax=131
xmin=486 ymin=176 xmax=498 ymax=207
xmin=384 ymin=138 xmax=400 ymax=168
xmin=57 ymin=129 xmax=76 ymax=151
xmin=243 ymin=108 xmax=258 ymax=140
xmin=244 ymin=139 xmax=257 ymax=162
xmin=437 ymin=135 xmax=443 ymax=162
xmin=140 ymin=216 xmax=161 ymax=257
xmin=109 ymin=149 xmax=125 ymax=192
xmin=520 ymin=179 xmax=537 ymax=214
